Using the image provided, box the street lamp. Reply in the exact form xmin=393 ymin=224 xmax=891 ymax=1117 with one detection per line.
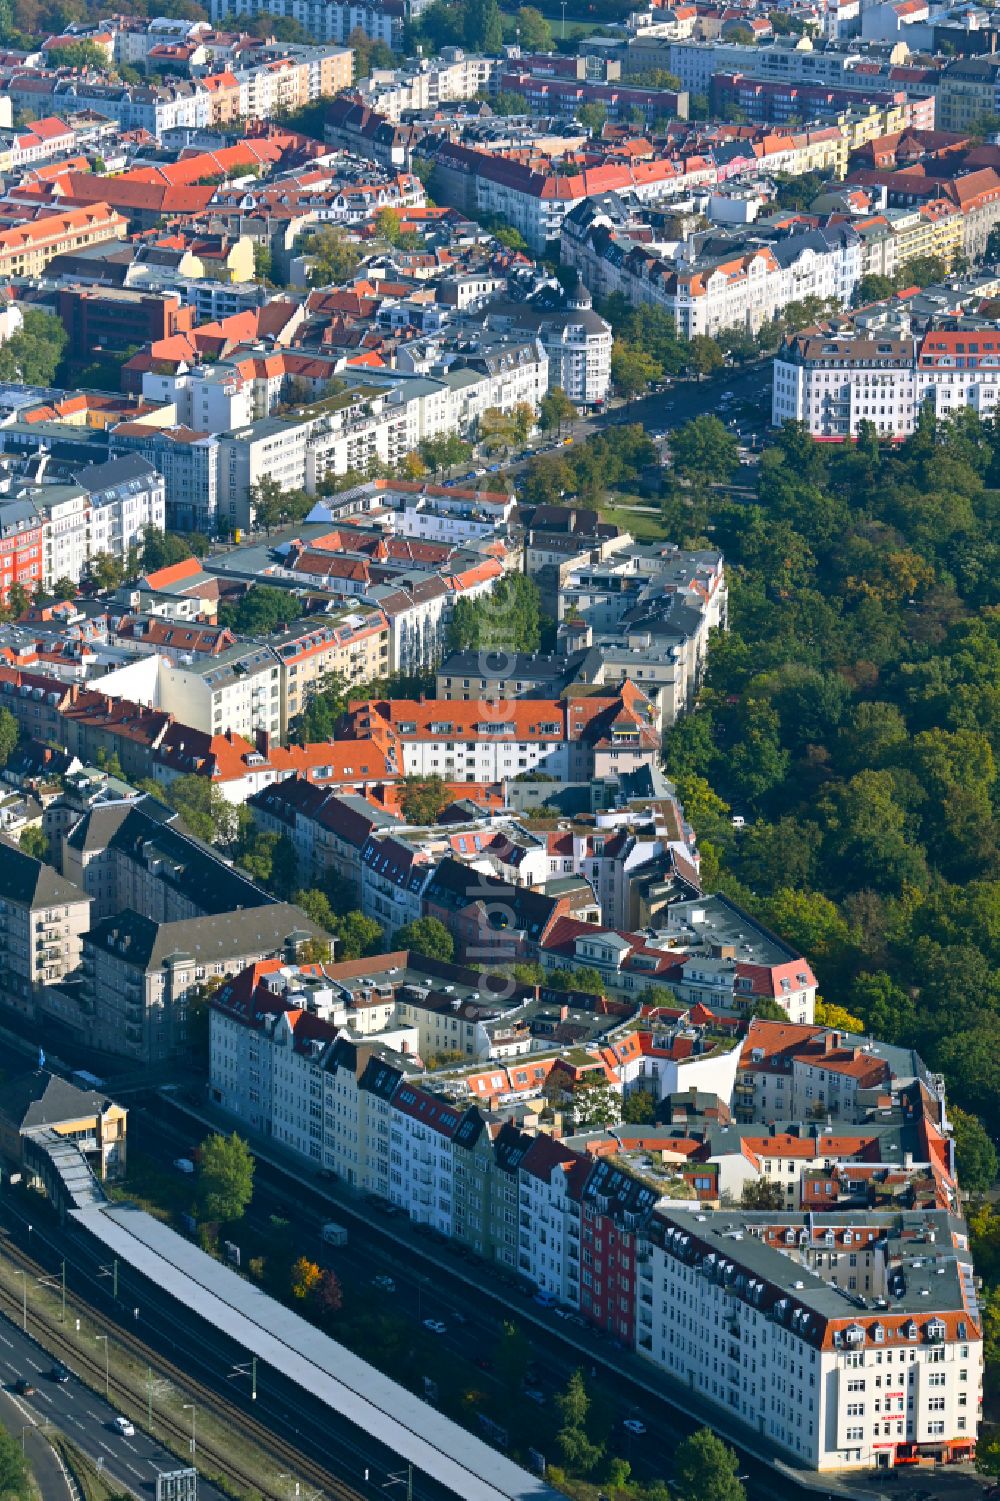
xmin=13 ymin=1269 xmax=26 ymax=1332
xmin=182 ymin=1403 xmax=196 ymax=1458
xmin=95 ymin=1335 xmax=109 ymax=1400
xmin=561 ymin=0 xmax=567 ymax=38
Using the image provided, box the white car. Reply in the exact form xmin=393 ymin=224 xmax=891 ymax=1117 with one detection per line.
xmin=173 ymin=1158 xmax=194 ymax=1174
xmin=623 ymin=1419 xmax=646 ymax=1436
xmin=112 ymin=1416 xmax=135 ymax=1437
xmin=422 ymin=1318 xmax=447 ymax=1334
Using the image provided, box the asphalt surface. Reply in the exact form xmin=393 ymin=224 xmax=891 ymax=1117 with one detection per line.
xmin=0 ymin=1379 xmax=72 ymax=1501
xmin=0 ymin=1306 xmax=220 ymax=1501
xmin=131 ymin=1098 xmax=993 ymax=1501
xmin=0 ymin=1192 xmax=470 ymax=1501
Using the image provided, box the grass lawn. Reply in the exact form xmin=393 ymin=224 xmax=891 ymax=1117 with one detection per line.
xmin=601 ymin=503 xmax=668 ymax=541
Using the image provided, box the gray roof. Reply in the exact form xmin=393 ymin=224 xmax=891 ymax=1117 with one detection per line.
xmin=0 ymin=835 xmax=90 ymax=911
xmin=0 ymin=1069 xmax=111 ymax=1134
xmin=102 ymin=800 xmax=273 ymax=915
xmin=84 ymin=902 xmax=327 ymax=972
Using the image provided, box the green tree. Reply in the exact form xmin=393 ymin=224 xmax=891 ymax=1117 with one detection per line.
xmin=158 ymin=774 xmax=239 ymax=847
xmin=19 ymin=825 xmax=50 ymax=863
xmin=393 ymin=916 xmax=455 ymax=963
xmin=538 ymin=385 xmax=576 ymax=434
xmin=218 ymin=583 xmax=302 ymax=634
xmin=199 ymin=1132 xmax=255 ymax=1222
xmin=741 ymin=1178 xmax=784 ymax=1209
xmin=400 ymin=775 xmax=450 ymax=824
xmin=610 ymin=340 xmax=661 ymax=400
xmin=0 ymin=1421 xmax=30 ymax=1501
xmin=332 ymin=910 xmax=383 ymax=961
xmin=674 ymin=1427 xmax=746 ymax=1501
xmin=687 ymin=334 xmax=725 ymax=377
xmin=671 ymin=414 xmax=738 ymax=484
xmin=490 ymin=89 xmax=527 ymax=115
xmin=621 ymin=1088 xmax=657 ymax=1124
xmin=0 ymin=308 xmax=68 ymax=386
xmin=578 ymin=101 xmax=607 ymax=134
xmin=463 ymin=0 xmax=503 ymax=51
xmin=514 ymin=6 xmax=551 ymax=47
xmin=373 ymin=205 xmax=402 ymax=244
xmin=140 ymin=527 xmax=193 ymax=574
xmin=52 ymin=576 xmax=76 ymax=600
xmin=951 ymin=1107 xmax=998 ymax=1194
xmin=295 ymin=887 xmax=337 ymax=932
xmin=853 ymin=272 xmax=895 ymax=306
xmin=0 ymin=707 xmax=18 ymax=768
xmin=303 ymin=225 xmax=361 ymax=286
xmin=446 ymin=575 xmax=541 ymax=654
xmin=253 ymin=241 xmax=273 ymax=283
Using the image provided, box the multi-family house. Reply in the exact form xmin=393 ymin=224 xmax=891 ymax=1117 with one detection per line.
xmin=82 ymin=902 xmax=326 ymax=1063
xmin=518 ymin=1135 xmax=587 ymax=1306
xmin=0 ymin=837 xmax=91 ymax=1006
xmin=341 ymin=684 xmax=660 ymax=783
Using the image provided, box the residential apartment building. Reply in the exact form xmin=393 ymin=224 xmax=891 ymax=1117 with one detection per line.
xmin=341 ymin=684 xmax=661 ymax=784
xmin=0 ymin=502 xmax=44 ymax=605
xmin=208 ymin=0 xmax=407 ymax=50
xmin=203 ymin=945 xmax=980 ymax=1476
xmin=484 ymin=280 xmax=613 ymax=407
xmin=773 ymin=324 xmax=1000 ymax=438
xmin=109 ymin=424 xmax=220 ymax=535
xmin=83 ymin=902 xmax=325 ymax=1063
xmin=0 ymin=837 xmax=91 ymax=1006
xmin=937 ymin=53 xmax=1000 ymax=133
xmin=562 ymin=201 xmax=861 ymax=337
xmin=640 ymin=1207 xmax=979 ymax=1471
xmin=273 ymin=610 xmax=389 ymax=737
xmin=0 ymin=204 xmax=127 ymax=279
xmin=62 ymin=797 xmax=274 ymax=923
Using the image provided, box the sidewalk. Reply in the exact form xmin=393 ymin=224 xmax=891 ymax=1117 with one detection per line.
xmin=153 ymin=1088 xmax=919 ymax=1501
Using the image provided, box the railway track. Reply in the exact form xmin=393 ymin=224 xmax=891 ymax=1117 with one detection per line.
xmin=0 ymin=1235 xmax=364 ymax=1501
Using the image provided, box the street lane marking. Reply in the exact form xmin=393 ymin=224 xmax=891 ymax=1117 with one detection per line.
xmin=125 ymin=1464 xmax=143 ymax=1478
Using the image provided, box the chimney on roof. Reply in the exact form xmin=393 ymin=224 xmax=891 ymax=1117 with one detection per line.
xmin=825 ymin=1031 xmax=839 ymax=1052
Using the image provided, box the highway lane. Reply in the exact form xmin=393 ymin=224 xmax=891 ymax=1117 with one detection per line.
xmin=0 ymin=1195 xmax=470 ymax=1501
xmin=131 ymin=1103 xmax=761 ymax=1498
xmin=0 ymin=1305 xmax=222 ymax=1501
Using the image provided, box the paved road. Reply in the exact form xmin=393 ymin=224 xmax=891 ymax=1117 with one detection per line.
xmin=0 ymin=1197 xmax=464 ymax=1501
xmin=138 ymin=1097 xmax=987 ymax=1501
xmin=0 ymin=1380 xmax=72 ymax=1501
xmin=0 ymin=1305 xmax=220 ymax=1501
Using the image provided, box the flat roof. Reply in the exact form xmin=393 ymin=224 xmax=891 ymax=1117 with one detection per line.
xmin=71 ymin=1203 xmax=564 ymax=1501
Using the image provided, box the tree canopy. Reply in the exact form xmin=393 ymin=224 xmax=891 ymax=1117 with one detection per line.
xmin=198 ymin=1132 xmax=255 ymax=1222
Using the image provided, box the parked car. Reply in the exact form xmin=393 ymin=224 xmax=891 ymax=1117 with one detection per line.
xmin=422 ymin=1318 xmax=447 ymax=1335
xmin=173 ymin=1157 xmax=194 ymax=1174
xmin=13 ymin=1377 xmax=35 ymax=1396
xmin=372 ymin=1275 xmax=396 ymax=1292
xmin=112 ymin=1416 xmax=135 ymax=1437
xmin=623 ymin=1419 xmax=646 ymax=1436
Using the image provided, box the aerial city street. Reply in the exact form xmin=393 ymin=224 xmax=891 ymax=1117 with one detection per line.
xmin=0 ymin=0 xmax=994 ymax=1499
